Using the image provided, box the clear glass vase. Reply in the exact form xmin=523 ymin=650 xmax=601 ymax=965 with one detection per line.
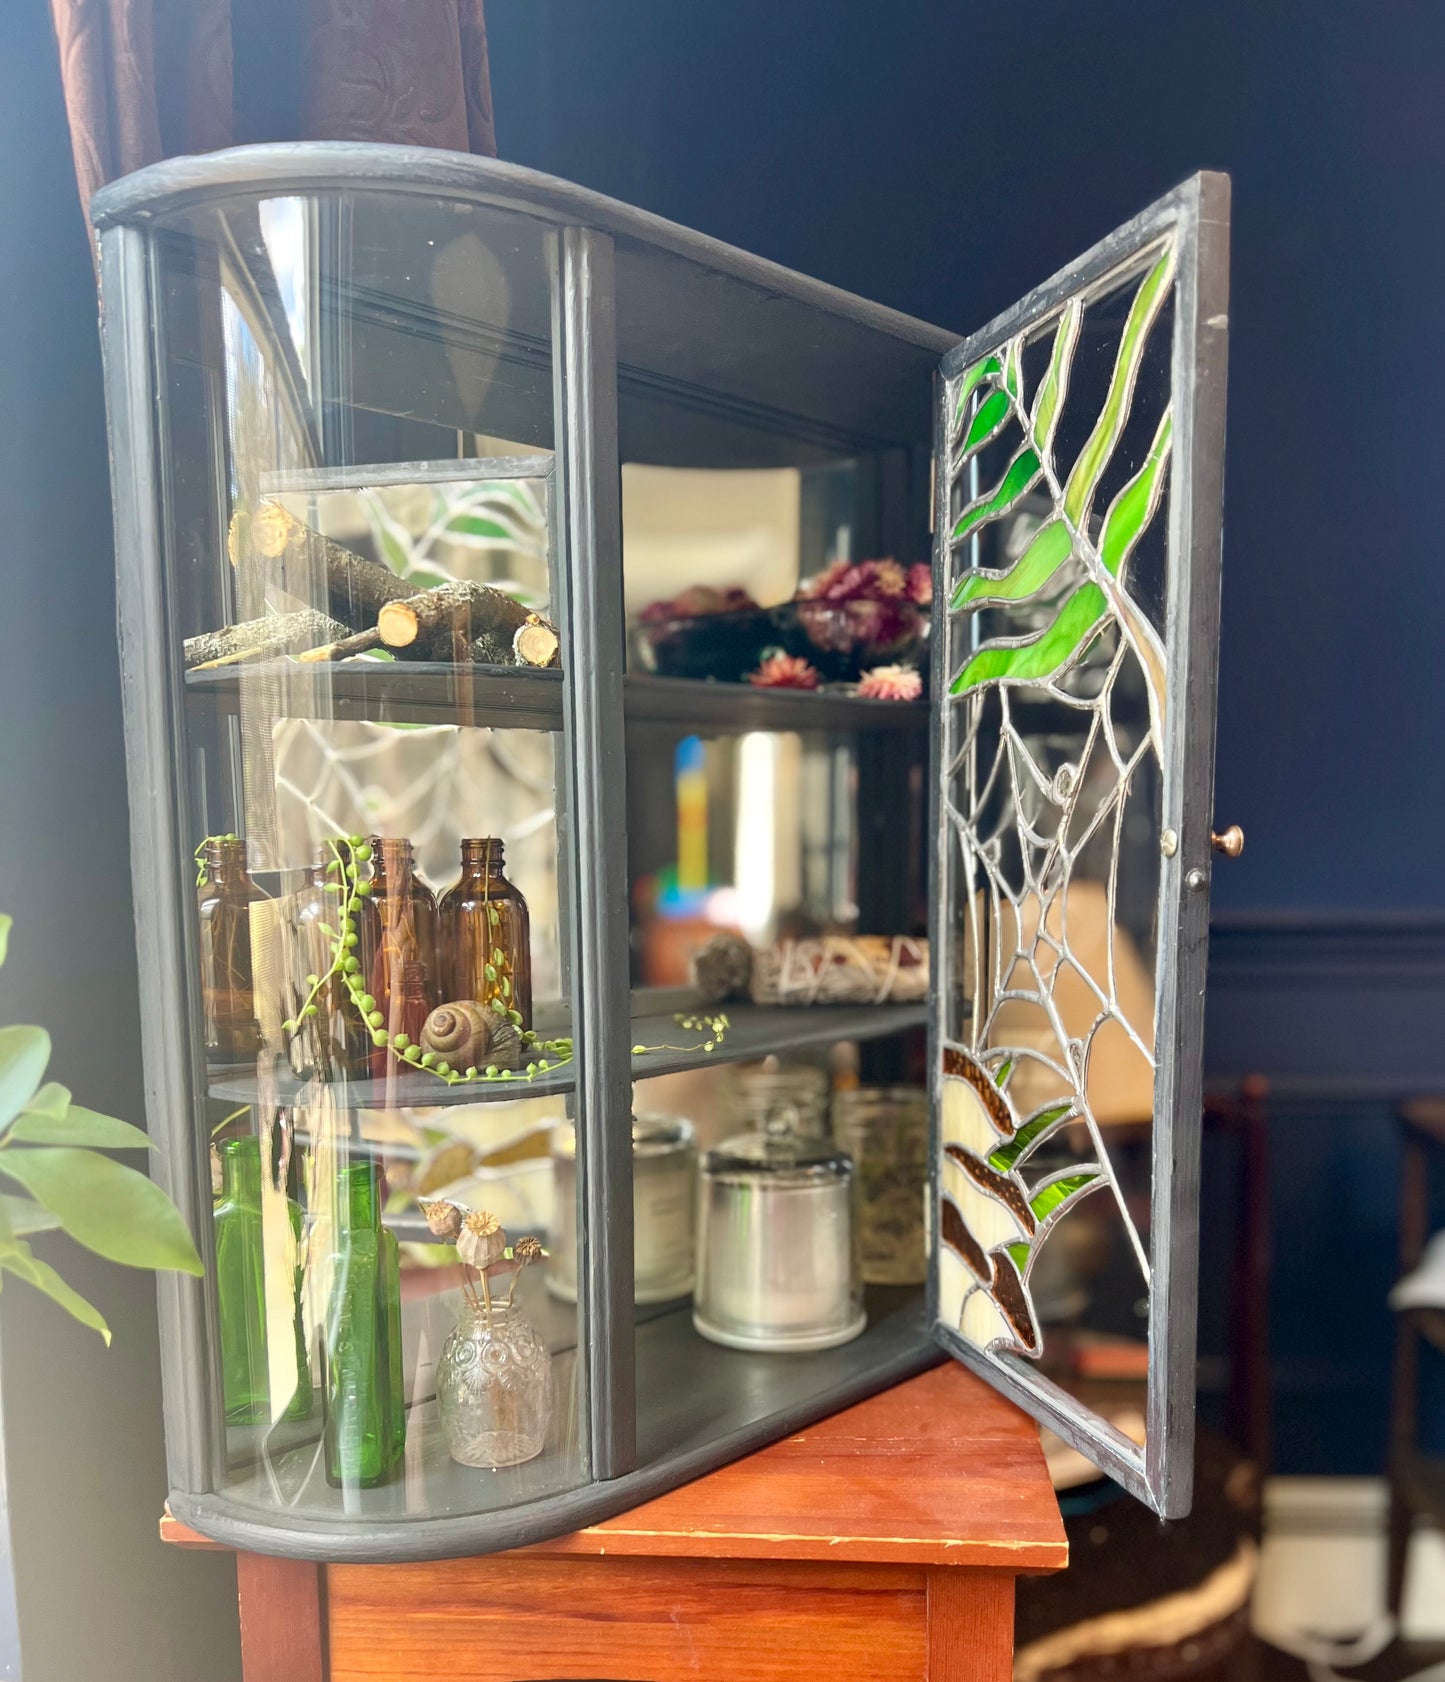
xmin=436 ymin=1300 xmax=552 ymax=1468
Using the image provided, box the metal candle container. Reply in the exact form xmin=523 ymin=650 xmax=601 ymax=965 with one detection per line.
xmin=693 ymin=1130 xmax=865 ymax=1352
xmin=548 ymin=1114 xmax=696 ymax=1304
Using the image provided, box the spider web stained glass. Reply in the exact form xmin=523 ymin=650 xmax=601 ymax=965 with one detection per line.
xmin=937 ymin=240 xmax=1177 ymax=1367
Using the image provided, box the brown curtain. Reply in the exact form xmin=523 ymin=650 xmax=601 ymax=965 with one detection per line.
xmin=49 ymin=0 xmax=496 ymax=218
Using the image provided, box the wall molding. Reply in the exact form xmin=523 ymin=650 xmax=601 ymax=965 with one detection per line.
xmin=1209 ymin=912 xmax=1445 ymax=988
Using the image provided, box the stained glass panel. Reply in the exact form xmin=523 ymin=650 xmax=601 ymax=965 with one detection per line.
xmin=931 ymin=176 xmax=1230 ymax=1516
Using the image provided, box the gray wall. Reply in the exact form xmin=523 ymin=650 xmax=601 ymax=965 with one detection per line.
xmin=0 ymin=4 xmax=242 ymax=1677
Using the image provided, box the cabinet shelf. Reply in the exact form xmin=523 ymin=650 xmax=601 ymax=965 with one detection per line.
xmin=205 ymin=996 xmax=927 ymax=1111
xmin=184 ymin=661 xmax=928 ymax=736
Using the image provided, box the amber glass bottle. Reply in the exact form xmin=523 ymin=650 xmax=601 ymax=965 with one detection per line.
xmin=358 ymin=838 xmax=439 ymax=1078
xmin=287 ymin=858 xmax=367 ymax=1080
xmin=439 ymin=838 xmax=532 ymax=1031
xmin=197 ymin=837 xmax=266 ymax=1061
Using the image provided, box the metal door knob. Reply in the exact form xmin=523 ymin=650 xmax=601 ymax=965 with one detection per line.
xmin=1210 ymin=825 xmax=1245 ymax=858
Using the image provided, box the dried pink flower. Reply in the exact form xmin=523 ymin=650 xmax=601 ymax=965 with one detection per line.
xmin=857 ymin=664 xmax=923 ymax=702
xmin=797 ymin=558 xmax=853 ymax=600
xmin=864 ymin=559 xmax=907 ymax=597
xmin=906 ymin=563 xmax=932 ymax=606
xmin=748 ymin=652 xmax=821 ymax=690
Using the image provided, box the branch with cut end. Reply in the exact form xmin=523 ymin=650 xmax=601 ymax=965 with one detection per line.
xmin=376 ymin=581 xmax=560 ymax=668
xmin=185 ymin=609 xmax=350 ymax=670
xmin=231 ymin=502 xmax=414 ymax=628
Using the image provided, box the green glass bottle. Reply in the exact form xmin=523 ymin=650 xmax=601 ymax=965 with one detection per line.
xmin=322 ymin=1159 xmax=406 ymax=1487
xmin=213 ymin=1135 xmax=312 ymax=1427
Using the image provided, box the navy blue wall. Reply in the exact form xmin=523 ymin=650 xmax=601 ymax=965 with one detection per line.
xmin=485 ymin=0 xmax=1445 ymax=1473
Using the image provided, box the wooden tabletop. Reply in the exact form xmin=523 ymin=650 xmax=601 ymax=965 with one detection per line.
xmin=163 ymin=1362 xmax=1066 ymax=1572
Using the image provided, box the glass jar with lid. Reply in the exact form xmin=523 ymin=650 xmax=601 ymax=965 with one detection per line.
xmin=722 ymin=1059 xmax=829 ymax=1139
xmin=694 ymin=1130 xmax=864 ymax=1352
xmin=549 ymin=1115 xmax=696 ymax=1304
xmin=831 ymin=1086 xmax=928 ymax=1286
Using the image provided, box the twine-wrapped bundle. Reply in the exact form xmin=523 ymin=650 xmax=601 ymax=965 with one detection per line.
xmin=750 ymin=935 xmax=929 ymax=1007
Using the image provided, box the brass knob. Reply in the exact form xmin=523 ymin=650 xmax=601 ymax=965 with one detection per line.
xmin=1210 ymin=825 xmax=1245 ymax=859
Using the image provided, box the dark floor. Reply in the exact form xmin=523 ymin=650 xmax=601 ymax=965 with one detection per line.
xmin=1256 ymin=1638 xmax=1445 ymax=1680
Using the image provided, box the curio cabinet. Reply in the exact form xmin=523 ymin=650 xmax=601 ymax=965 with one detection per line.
xmin=91 ymin=145 xmax=1231 ymax=1558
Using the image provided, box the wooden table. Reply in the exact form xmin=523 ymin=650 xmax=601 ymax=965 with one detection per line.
xmin=164 ymin=1362 xmax=1067 ymax=1682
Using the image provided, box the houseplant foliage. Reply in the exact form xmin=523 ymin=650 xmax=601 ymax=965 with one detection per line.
xmin=0 ymin=914 xmax=203 ymax=1343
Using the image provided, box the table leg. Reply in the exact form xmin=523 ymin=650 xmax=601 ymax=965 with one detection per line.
xmin=926 ymin=1569 xmax=1015 ymax=1682
xmin=237 ymin=1553 xmax=326 ymax=1682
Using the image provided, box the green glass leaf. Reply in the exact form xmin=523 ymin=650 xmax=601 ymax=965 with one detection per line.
xmin=951 ymin=518 xmax=1072 ymax=612
xmin=951 ymin=354 xmax=1002 ymax=433
xmin=20 ymin=1081 xmax=70 ymax=1121
xmin=1062 ymin=244 xmax=1176 ymax=529
xmin=1099 ymin=408 xmax=1173 ymax=579
xmin=959 ymin=388 xmax=1011 ymax=459
xmin=1029 ymin=1170 xmax=1101 ymax=1224
xmin=988 ymin=1104 xmax=1074 ymax=1173
xmin=0 ymin=1195 xmax=60 ymax=1235
xmin=1003 ymin=336 xmax=1022 ymax=402
xmin=1030 ymin=299 xmax=1082 ymax=455
xmin=950 ymin=582 xmax=1107 ymax=696
xmin=8 ymin=1105 xmax=152 ymax=1150
xmin=951 ymin=446 xmax=1042 ymax=546
xmin=0 ymin=1026 xmax=50 ymax=1131
xmin=995 ymin=1057 xmax=1015 ymax=1089
xmin=0 ymin=1148 xmax=203 ymax=1274
xmin=445 ymin=513 xmax=513 ymax=545
xmin=399 ymin=564 xmax=451 ymax=592
xmin=1004 ymin=1241 xmax=1030 ymax=1275
xmin=0 ymin=1245 xmax=110 ymax=1344
xmin=0 ymin=914 xmax=10 ymax=968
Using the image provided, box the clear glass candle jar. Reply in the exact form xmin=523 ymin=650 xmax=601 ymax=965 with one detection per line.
xmin=722 ymin=1060 xmax=829 ymax=1138
xmin=693 ymin=1129 xmax=864 ymax=1352
xmin=548 ymin=1115 xmax=696 ymax=1304
xmin=831 ymin=1085 xmax=928 ymax=1285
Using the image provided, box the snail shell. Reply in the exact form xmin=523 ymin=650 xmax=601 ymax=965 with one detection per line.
xmin=421 ymin=1000 xmax=493 ymax=1069
xmin=483 ymin=1008 xmax=523 ymax=1071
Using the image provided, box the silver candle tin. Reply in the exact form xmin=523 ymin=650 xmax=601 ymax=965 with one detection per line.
xmin=693 ymin=1129 xmax=865 ymax=1352
xmin=548 ymin=1114 xmax=696 ymax=1305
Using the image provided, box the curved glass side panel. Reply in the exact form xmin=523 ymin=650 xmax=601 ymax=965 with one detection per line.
xmin=146 ymin=188 xmax=587 ymax=1526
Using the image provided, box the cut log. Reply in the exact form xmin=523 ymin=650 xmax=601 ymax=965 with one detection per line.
xmin=184 ymin=609 xmax=349 ymax=670
xmin=376 ymin=582 xmax=561 ymax=668
xmin=231 ymin=503 xmax=413 ymax=630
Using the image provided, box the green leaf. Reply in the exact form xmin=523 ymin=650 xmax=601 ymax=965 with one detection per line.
xmin=995 ymin=1057 xmax=1015 ymax=1089
xmin=951 ymin=354 xmax=1002 ymax=433
xmin=1029 ymin=1170 xmax=1101 ymax=1224
xmin=1004 ymin=1241 xmax=1030 ymax=1275
xmin=0 ymin=1194 xmax=61 ymax=1235
xmin=0 ymin=1148 xmax=203 ymax=1274
xmin=951 ymin=446 xmax=1042 ymax=546
xmin=1003 ymin=336 xmax=1022 ymax=403
xmin=0 ymin=1245 xmax=110 ymax=1343
xmin=8 ymin=1105 xmax=153 ymax=1150
xmin=988 ymin=1104 xmax=1074 ymax=1173
xmin=1099 ymin=407 xmax=1173 ymax=579
xmin=1030 ymin=299 xmax=1082 ymax=455
xmin=0 ymin=914 xmax=10 ymax=968
xmin=958 ymin=388 xmax=1012 ymax=460
xmin=445 ymin=512 xmax=514 ymax=545
xmin=21 ymin=1080 xmax=70 ymax=1120
xmin=950 ymin=518 xmax=1072 ymax=613
xmin=950 ymin=582 xmax=1107 ymax=696
xmin=1062 ymin=244 xmax=1176 ymax=529
xmin=0 ymin=1027 xmax=50 ymax=1130
xmin=399 ymin=564 xmax=452 ymax=592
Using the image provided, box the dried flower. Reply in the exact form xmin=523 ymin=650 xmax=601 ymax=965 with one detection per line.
xmin=457 ymin=1208 xmax=506 ymax=1269
xmin=857 ymin=664 xmax=923 ymax=702
xmin=513 ymin=1235 xmax=544 ymax=1265
xmin=420 ymin=1199 xmax=465 ymax=1242
xmin=906 ymin=562 xmax=932 ymax=606
xmin=866 ymin=559 xmax=907 ymax=597
xmin=748 ymin=652 xmax=820 ymax=690
xmin=797 ymin=558 xmax=852 ymax=600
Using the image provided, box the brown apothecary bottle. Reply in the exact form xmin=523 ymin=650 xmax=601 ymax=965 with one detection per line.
xmin=197 ymin=837 xmax=266 ymax=1061
xmin=439 ymin=838 xmax=532 ymax=1031
xmin=357 ymin=837 xmax=440 ymax=1077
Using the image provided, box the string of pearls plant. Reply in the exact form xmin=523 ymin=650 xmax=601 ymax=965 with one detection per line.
xmin=256 ymin=835 xmax=728 ymax=1088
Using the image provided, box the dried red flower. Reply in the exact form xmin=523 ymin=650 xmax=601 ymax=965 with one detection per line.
xmin=748 ymin=652 xmax=821 ymax=690
xmin=856 ymin=664 xmax=923 ymax=701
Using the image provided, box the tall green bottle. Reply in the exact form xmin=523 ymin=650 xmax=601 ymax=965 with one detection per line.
xmin=213 ymin=1135 xmax=312 ymax=1426
xmin=322 ymin=1159 xmax=406 ymax=1487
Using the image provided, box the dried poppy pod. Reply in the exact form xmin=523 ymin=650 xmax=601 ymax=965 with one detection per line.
xmin=458 ymin=1210 xmax=506 ymax=1270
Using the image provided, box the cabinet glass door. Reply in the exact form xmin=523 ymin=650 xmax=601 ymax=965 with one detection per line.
xmin=930 ymin=174 xmax=1230 ymax=1517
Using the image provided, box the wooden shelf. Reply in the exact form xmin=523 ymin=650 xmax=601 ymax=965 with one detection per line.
xmin=206 ymin=997 xmax=927 ymax=1111
xmin=184 ymin=661 xmax=928 ymax=736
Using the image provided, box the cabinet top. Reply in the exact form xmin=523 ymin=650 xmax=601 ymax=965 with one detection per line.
xmin=90 ymin=141 xmax=956 ymax=355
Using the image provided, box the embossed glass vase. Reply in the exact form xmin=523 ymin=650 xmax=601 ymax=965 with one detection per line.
xmin=436 ymin=1301 xmax=552 ymax=1468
